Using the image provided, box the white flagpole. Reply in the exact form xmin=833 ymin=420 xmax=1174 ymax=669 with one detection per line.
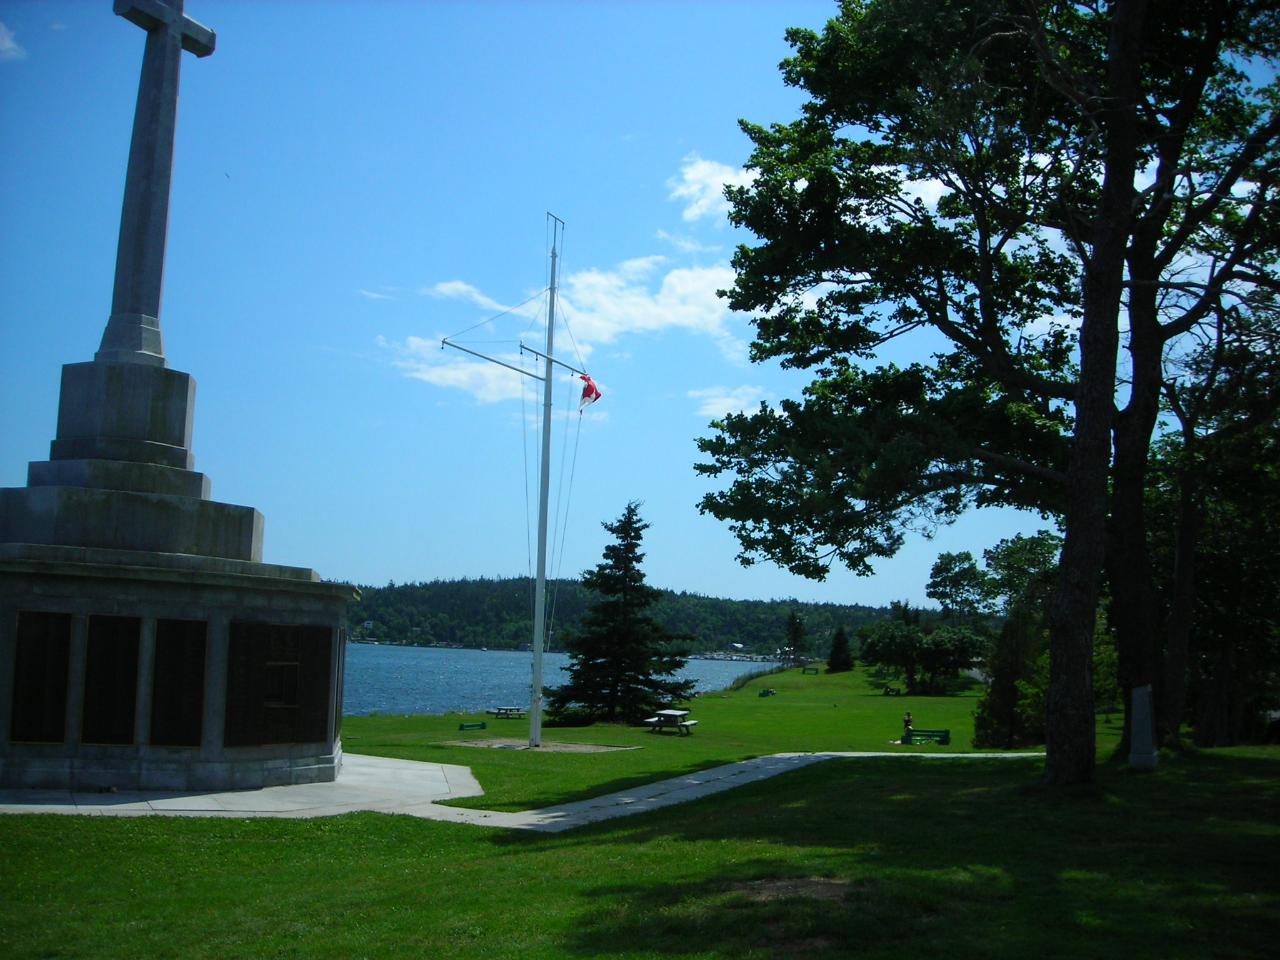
xmin=440 ymin=215 xmax=581 ymax=749
xmin=529 ymin=226 xmax=560 ymax=747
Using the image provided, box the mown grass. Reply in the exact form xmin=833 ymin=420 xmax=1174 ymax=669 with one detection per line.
xmin=3 ymin=750 xmax=1276 ymax=959
xmin=4 ymin=667 xmax=1267 ymax=960
xmin=343 ymin=665 xmax=1048 ymax=811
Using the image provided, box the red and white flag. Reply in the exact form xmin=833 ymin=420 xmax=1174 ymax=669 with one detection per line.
xmin=579 ymin=373 xmax=602 ymax=411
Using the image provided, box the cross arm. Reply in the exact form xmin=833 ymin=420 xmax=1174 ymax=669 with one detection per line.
xmin=114 ymin=0 xmax=216 ymax=57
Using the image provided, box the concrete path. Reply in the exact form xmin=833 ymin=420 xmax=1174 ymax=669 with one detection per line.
xmin=0 ymin=750 xmax=1041 ymax=833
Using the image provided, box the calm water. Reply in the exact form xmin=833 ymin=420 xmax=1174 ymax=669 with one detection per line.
xmin=342 ymin=643 xmax=779 ymax=716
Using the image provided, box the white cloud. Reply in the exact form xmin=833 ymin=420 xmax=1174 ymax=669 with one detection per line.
xmin=422 ymin=280 xmax=508 ymax=312
xmin=871 ymin=166 xmax=949 ymax=214
xmin=656 ymin=230 xmax=722 ymax=255
xmin=388 ymin=255 xmax=754 ymax=402
xmin=688 ymin=385 xmax=771 ymax=418
xmin=383 ymin=335 xmax=533 ymax=404
xmin=423 ymin=280 xmax=547 ymax=326
xmin=560 ymin=261 xmax=748 ymax=363
xmin=0 ymin=22 xmax=27 ymax=61
xmin=359 ymin=288 xmax=395 ymax=301
xmin=667 ymin=152 xmax=757 ymax=223
xmin=902 ymin=176 xmax=948 ymax=208
xmin=616 ymin=255 xmax=667 ymax=280
xmin=1023 ymin=313 xmax=1082 ymax=341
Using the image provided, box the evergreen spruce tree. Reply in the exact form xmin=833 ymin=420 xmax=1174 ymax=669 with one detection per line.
xmin=546 ymin=503 xmax=695 ymax=722
xmin=826 ymin=626 xmax=854 ymax=674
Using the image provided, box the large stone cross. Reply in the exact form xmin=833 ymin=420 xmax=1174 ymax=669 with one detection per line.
xmin=96 ymin=0 xmax=215 ymax=367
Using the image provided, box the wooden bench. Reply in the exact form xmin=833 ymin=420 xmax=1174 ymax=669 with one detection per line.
xmin=642 ymin=717 xmax=699 ymax=735
xmin=458 ymin=721 xmax=487 ymax=731
xmin=902 ymin=728 xmax=950 ymax=745
xmin=801 ymin=666 xmax=820 ymax=675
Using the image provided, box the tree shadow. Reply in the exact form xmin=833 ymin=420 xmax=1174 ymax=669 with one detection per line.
xmin=487 ymin=752 xmax=1280 ymax=959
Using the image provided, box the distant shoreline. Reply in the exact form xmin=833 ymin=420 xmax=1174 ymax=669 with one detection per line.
xmin=347 ymin=639 xmax=779 ymax=662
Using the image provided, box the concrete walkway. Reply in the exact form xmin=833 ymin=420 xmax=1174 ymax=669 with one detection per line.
xmin=0 ymin=750 xmax=1041 ymax=833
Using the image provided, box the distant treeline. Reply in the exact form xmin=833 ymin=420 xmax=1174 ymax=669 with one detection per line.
xmin=348 ymin=577 xmax=890 ymax=655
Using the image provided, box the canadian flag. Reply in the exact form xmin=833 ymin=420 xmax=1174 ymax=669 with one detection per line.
xmin=579 ymin=373 xmax=602 ymax=411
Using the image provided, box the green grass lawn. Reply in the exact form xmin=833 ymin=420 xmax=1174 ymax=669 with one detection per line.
xmin=343 ymin=665 xmax=1034 ymax=811
xmin=3 ymin=668 xmax=1273 ymax=959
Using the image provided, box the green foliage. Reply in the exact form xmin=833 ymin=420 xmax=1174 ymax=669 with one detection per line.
xmin=859 ymin=611 xmax=983 ymax=695
xmin=546 ymin=503 xmax=695 ymax=722
xmin=983 ymin=532 xmax=1062 ymax=613
xmin=968 ymin=532 xmax=1063 ymax=747
xmin=1006 ymin=611 xmax=1121 ymax=747
xmin=1014 ymin=652 xmax=1051 ymax=745
xmin=973 ymin=604 xmax=1047 ymax=748
xmin=693 ymin=0 xmax=1280 ymax=785
xmin=349 ymin=577 xmax=886 ymax=654
xmin=827 ymin=625 xmax=854 ymax=673
xmin=918 ymin=625 xmax=985 ymax=692
xmin=926 ymin=551 xmax=993 ymax=622
xmin=860 ymin=619 xmax=923 ymax=690
xmin=695 ymin=0 xmax=1085 ymax=581
xmin=1093 ymin=627 xmax=1122 ymax=715
xmin=1148 ymin=419 xmax=1280 ymax=745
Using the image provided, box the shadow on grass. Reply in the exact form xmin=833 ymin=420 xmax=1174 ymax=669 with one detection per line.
xmin=495 ymin=751 xmax=1280 ymax=960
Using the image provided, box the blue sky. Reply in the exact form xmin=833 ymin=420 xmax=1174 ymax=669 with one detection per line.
xmin=0 ymin=0 xmax=1047 ymax=607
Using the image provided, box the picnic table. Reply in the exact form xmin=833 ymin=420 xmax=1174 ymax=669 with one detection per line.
xmin=642 ymin=709 xmax=699 ymax=735
xmin=486 ymin=706 xmax=527 ymax=719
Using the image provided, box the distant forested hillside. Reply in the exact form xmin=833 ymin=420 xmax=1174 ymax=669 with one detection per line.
xmin=348 ymin=577 xmax=889 ymax=656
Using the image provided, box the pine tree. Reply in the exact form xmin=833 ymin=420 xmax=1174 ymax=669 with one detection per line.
xmin=546 ymin=503 xmax=695 ymax=722
xmin=826 ymin=626 xmax=854 ymax=674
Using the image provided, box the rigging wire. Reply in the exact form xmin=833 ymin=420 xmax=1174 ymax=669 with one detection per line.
xmin=517 ymin=287 xmax=550 ymax=627
xmin=547 ymin=406 xmax=585 ymax=639
xmin=520 ymin=348 xmax=535 ymax=589
xmin=546 ymin=368 xmax=586 ymax=643
xmin=556 ymin=300 xmax=590 ymax=375
xmin=443 ymin=288 xmax=547 ymax=344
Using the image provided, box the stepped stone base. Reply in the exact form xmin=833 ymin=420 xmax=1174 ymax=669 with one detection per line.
xmin=0 ymin=546 xmax=351 ymax=791
xmin=3 ymin=346 xmax=353 ymax=793
xmin=29 ymin=458 xmax=211 ymax=499
xmin=0 ymin=486 xmax=262 ymax=560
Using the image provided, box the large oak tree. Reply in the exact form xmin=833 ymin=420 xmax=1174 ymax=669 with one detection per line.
xmin=696 ymin=0 xmax=1280 ymax=783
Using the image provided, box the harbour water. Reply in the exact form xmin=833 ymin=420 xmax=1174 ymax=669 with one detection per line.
xmin=343 ymin=643 xmax=779 ymax=716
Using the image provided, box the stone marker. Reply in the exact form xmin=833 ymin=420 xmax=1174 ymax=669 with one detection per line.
xmin=0 ymin=1 xmax=354 ymax=792
xmin=1128 ymin=684 xmax=1158 ymax=770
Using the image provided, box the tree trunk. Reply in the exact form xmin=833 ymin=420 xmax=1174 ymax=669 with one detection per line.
xmin=1046 ymin=258 xmax=1119 ymax=782
xmin=1161 ymin=465 xmax=1199 ymax=745
xmin=1106 ymin=342 xmax=1165 ymax=755
xmin=1045 ymin=420 xmax=1104 ymax=784
xmin=1193 ymin=641 xmax=1235 ymax=747
xmin=1043 ymin=0 xmax=1149 ymax=786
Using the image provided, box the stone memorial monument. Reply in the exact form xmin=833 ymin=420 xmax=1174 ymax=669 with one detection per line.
xmin=0 ymin=0 xmax=354 ymax=790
